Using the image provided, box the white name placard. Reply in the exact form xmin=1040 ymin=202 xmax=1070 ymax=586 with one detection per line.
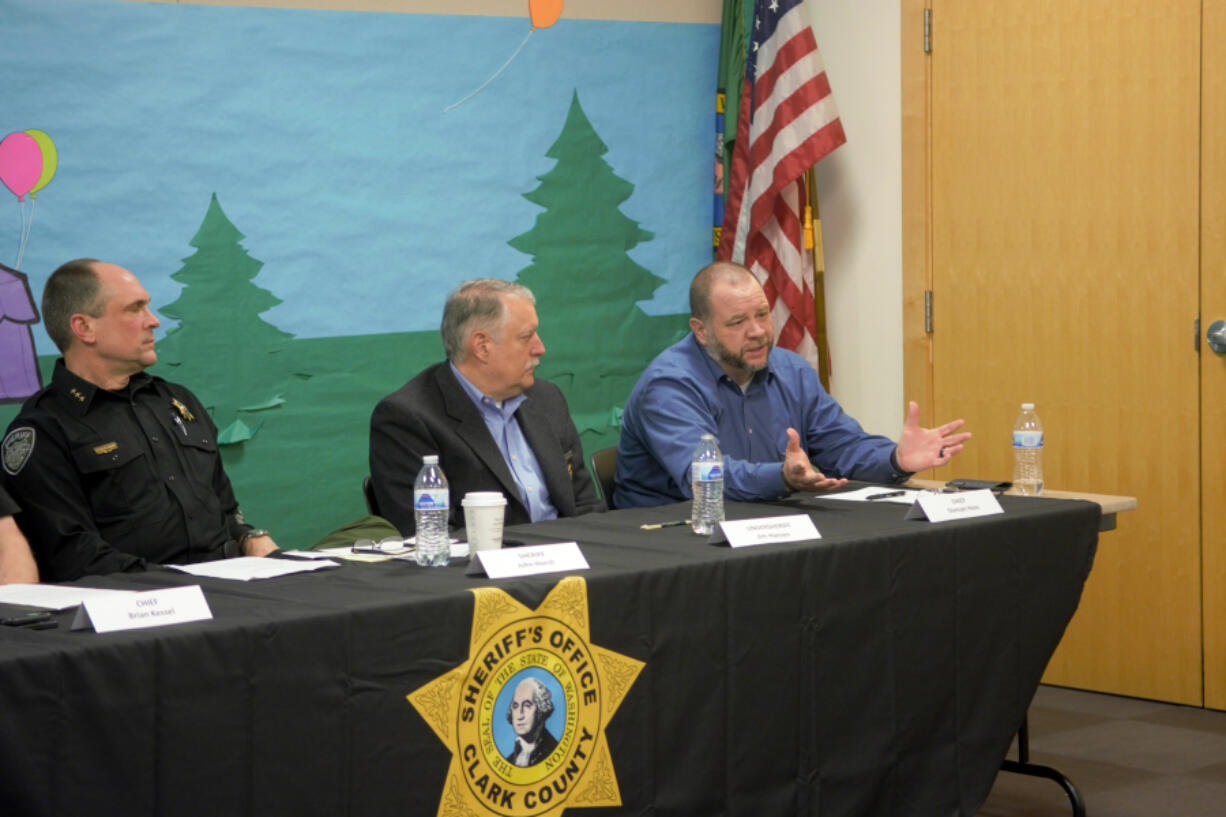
xmin=466 ymin=542 xmax=588 ymax=579
xmin=71 ymin=585 xmax=213 ymax=633
xmin=719 ymin=515 xmax=821 ymax=548
xmin=906 ymin=489 xmax=1004 ymax=523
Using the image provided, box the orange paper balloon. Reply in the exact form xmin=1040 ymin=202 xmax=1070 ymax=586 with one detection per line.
xmin=529 ymin=0 xmax=563 ymax=29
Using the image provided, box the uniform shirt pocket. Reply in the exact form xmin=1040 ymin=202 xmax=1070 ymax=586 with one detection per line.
xmin=70 ymin=435 xmax=153 ymax=522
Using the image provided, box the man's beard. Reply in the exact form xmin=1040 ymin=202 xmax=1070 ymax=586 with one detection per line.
xmin=706 ymin=333 xmax=772 ymax=375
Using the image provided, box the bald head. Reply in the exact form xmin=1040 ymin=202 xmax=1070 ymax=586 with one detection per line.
xmin=42 ymin=258 xmax=105 ymax=353
xmin=44 ymin=259 xmax=161 ymax=389
xmin=689 ymin=261 xmax=760 ymax=322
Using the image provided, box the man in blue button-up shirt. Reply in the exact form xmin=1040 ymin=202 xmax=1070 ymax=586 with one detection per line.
xmin=614 ymin=262 xmax=971 ymax=508
xmin=370 ymin=279 xmax=602 ymax=536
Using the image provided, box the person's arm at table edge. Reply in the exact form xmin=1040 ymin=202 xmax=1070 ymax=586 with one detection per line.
xmin=0 ymin=514 xmax=38 ymax=585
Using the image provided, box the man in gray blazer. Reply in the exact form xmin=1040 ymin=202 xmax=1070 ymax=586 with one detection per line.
xmin=369 ymin=279 xmax=602 ymax=537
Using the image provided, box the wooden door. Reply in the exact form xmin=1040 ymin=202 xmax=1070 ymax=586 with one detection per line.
xmin=1203 ymin=0 xmax=1226 ymax=711
xmin=917 ymin=0 xmax=1204 ymax=704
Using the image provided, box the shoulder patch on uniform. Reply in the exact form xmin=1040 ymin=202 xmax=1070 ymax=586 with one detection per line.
xmin=2 ymin=427 xmax=36 ymax=476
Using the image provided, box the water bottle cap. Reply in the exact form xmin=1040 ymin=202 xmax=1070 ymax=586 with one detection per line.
xmin=423 ymin=454 xmax=439 ymax=464
xmin=1021 ymin=402 xmax=1034 ymax=410
xmin=700 ymin=433 xmax=715 ymax=441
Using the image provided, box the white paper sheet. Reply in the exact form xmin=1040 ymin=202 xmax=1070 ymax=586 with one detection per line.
xmin=0 ymin=584 xmax=138 ymax=610
xmin=816 ymin=487 xmax=927 ymax=504
xmin=167 ymin=556 xmax=339 ymax=581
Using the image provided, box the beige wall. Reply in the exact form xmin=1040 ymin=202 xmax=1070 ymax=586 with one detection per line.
xmin=808 ymin=0 xmax=903 ymax=438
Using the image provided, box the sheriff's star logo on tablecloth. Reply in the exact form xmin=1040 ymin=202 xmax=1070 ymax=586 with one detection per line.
xmin=409 ymin=576 xmax=643 ymax=817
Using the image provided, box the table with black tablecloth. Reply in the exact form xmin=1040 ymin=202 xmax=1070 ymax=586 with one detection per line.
xmin=0 ymin=491 xmax=1099 ymax=817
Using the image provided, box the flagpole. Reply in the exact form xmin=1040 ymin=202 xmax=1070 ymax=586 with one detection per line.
xmin=805 ymin=169 xmax=833 ymax=392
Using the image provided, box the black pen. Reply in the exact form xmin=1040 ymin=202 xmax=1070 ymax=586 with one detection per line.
xmin=866 ymin=490 xmax=906 ymax=501
xmin=639 ymin=520 xmax=691 ymax=530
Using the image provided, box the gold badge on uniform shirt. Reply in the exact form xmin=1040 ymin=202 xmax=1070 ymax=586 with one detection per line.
xmin=93 ymin=442 xmax=118 ymax=455
xmin=171 ymin=398 xmax=195 ymax=422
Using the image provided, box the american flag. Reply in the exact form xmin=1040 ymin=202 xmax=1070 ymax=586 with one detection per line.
xmin=717 ymin=0 xmax=844 ymax=370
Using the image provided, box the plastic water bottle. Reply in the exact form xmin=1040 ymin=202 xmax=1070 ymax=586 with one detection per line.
xmin=414 ymin=455 xmax=451 ymax=566
xmin=690 ymin=434 xmax=725 ymax=535
xmin=1012 ymin=403 xmax=1044 ymax=496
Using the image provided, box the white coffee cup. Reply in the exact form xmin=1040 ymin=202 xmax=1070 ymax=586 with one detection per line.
xmin=462 ymin=491 xmax=507 ymax=553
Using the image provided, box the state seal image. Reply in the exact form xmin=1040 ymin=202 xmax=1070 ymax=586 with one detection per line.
xmin=409 ymin=576 xmax=643 ymax=817
xmin=499 ymin=674 xmax=561 ymax=767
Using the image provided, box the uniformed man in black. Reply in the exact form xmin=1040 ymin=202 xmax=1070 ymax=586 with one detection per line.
xmin=0 ymin=258 xmax=278 ymax=582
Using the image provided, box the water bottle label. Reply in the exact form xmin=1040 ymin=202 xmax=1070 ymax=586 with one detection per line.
xmin=1012 ymin=430 xmax=1043 ymax=448
xmin=414 ymin=489 xmax=449 ymax=510
xmin=695 ymin=462 xmax=723 ymax=481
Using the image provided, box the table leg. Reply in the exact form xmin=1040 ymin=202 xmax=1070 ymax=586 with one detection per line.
xmin=999 ymin=715 xmax=1087 ymax=817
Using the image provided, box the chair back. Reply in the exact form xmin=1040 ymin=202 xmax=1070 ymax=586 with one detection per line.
xmin=589 ymin=446 xmax=618 ymax=509
xmin=362 ymin=475 xmax=381 ymax=516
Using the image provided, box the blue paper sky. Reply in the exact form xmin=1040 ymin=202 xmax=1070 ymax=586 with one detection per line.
xmin=0 ymin=0 xmax=717 ymax=352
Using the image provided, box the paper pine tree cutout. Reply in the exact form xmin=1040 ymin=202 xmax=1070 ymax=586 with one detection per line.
xmin=154 ymin=193 xmax=292 ymax=436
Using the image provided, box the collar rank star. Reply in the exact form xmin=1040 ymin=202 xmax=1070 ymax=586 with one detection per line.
xmin=171 ymin=398 xmax=195 ymax=422
xmin=409 ymin=576 xmax=643 ymax=817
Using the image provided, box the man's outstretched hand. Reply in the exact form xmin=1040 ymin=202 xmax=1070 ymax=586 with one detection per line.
xmin=895 ymin=400 xmax=971 ymax=473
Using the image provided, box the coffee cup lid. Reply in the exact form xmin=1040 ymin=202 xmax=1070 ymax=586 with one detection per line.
xmin=462 ymin=491 xmax=506 ymax=506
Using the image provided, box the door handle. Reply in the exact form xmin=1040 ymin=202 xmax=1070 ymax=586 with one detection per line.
xmin=1209 ymin=320 xmax=1226 ymax=355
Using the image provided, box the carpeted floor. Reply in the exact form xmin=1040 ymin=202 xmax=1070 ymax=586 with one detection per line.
xmin=977 ymin=685 xmax=1226 ymax=816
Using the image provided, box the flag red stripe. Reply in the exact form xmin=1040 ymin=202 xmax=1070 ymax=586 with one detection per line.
xmin=747 ymin=73 xmax=835 ymax=177
xmin=749 ymin=228 xmax=815 ymax=338
xmin=751 ymin=28 xmax=819 ymax=114
xmin=747 ymin=116 xmax=844 ymax=241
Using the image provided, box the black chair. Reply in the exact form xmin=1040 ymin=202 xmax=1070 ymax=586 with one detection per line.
xmin=589 ymin=446 xmax=617 ymax=510
xmin=362 ymin=475 xmax=381 ymax=516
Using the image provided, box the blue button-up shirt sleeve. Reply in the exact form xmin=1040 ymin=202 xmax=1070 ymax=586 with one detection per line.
xmin=788 ymin=361 xmax=903 ymax=484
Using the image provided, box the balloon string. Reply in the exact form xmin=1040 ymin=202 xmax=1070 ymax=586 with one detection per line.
xmin=15 ymin=199 xmax=27 ymax=269
xmin=445 ymin=28 xmax=534 ymax=112
xmin=16 ymin=199 xmax=33 ymax=270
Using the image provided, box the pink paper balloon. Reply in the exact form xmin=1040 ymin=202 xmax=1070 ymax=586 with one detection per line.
xmin=0 ymin=132 xmax=43 ymax=201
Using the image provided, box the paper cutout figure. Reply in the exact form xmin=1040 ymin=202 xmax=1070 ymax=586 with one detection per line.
xmin=0 ymin=262 xmax=43 ymax=403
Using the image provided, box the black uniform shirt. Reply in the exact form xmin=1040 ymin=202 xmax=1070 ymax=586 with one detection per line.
xmin=0 ymin=486 xmax=17 ymax=517
xmin=1 ymin=360 xmax=253 ymax=581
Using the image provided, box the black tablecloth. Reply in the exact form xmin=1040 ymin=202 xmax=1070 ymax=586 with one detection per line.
xmin=0 ymin=491 xmax=1099 ymax=817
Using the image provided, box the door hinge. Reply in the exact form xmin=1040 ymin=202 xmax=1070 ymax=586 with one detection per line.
xmin=1195 ymin=317 xmax=1201 ymax=352
xmin=923 ymin=8 xmax=932 ymax=54
xmin=924 ymin=290 xmax=933 ymax=334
